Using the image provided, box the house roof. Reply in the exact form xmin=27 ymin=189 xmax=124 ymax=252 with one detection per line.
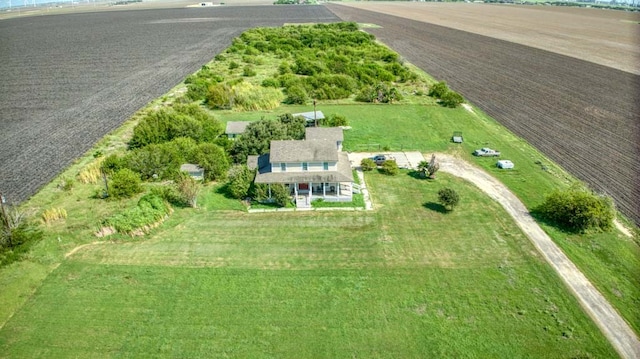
xmin=305 ymin=127 xmax=343 ymax=142
xmin=292 ymin=111 xmax=325 ymax=122
xmin=254 ymin=152 xmax=353 ymax=184
xmin=225 ymin=121 xmax=251 ymax=135
xmin=269 ymin=140 xmax=338 ymax=163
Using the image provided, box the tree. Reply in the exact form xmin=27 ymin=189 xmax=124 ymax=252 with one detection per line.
xmin=192 ymin=143 xmax=229 ymax=181
xmin=175 ymin=173 xmax=201 ymax=208
xmin=535 ymin=187 xmax=614 ymax=232
xmin=109 ymin=168 xmax=143 ymax=199
xmin=417 ymin=160 xmax=429 ymax=178
xmin=227 ymin=165 xmax=255 ymax=199
xmin=360 ymin=158 xmax=376 ymax=172
xmin=440 ymin=91 xmax=464 ymax=108
xmin=284 ymin=84 xmax=308 ymax=105
xmin=230 ymin=119 xmax=288 ymax=163
xmin=428 ymin=81 xmax=449 ymax=98
xmin=438 ymin=188 xmax=460 ymax=211
xmin=380 ymin=160 xmax=399 ymax=176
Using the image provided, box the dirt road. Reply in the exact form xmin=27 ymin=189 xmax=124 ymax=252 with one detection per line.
xmin=437 ymin=153 xmax=640 ymax=359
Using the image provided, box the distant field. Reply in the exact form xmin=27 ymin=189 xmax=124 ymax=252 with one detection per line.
xmin=0 ymin=172 xmax=617 ymax=358
xmin=326 ymin=3 xmax=640 ymax=225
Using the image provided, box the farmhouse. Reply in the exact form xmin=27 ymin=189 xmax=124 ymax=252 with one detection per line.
xmin=225 ymin=121 xmax=251 ymax=140
xmin=247 ymin=127 xmax=353 ymax=208
xmin=292 ymin=110 xmax=325 ymax=127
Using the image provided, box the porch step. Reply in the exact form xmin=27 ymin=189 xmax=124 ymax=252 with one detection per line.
xmin=296 ymin=195 xmax=310 ymax=208
xmin=352 ymin=183 xmax=361 ymax=194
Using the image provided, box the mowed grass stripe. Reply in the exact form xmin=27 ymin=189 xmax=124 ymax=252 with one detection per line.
xmin=0 ymin=263 xmax=616 ymax=358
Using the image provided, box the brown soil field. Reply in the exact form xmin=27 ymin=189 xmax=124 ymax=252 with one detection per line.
xmin=333 ymin=2 xmax=640 ymax=75
xmin=326 ymin=3 xmax=640 ymax=225
xmin=0 ymin=5 xmax=338 ymax=204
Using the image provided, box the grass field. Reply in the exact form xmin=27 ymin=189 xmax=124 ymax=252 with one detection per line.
xmin=215 ymin=103 xmax=640 ymax=336
xmin=0 ymin=172 xmax=618 ymax=357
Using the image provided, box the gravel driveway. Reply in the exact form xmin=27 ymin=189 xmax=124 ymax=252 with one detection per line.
xmin=436 ymin=153 xmax=640 ymax=359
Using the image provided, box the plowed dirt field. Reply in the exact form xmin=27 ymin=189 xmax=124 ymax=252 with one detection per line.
xmin=326 ymin=3 xmax=640 ymax=224
xmin=0 ymin=5 xmax=339 ymax=204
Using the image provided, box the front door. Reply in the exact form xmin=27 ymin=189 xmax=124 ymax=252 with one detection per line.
xmin=298 ymin=183 xmax=309 ymax=191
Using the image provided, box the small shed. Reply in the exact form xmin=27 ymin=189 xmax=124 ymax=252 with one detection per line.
xmin=496 ymin=160 xmax=514 ymax=169
xmin=180 ymin=163 xmax=205 ymax=180
xmin=292 ymin=111 xmax=325 ymax=127
xmin=225 ymin=121 xmax=251 ymax=140
xmin=452 ymin=131 xmax=463 ymax=143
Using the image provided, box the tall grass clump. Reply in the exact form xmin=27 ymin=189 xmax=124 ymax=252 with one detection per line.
xmin=77 ymin=157 xmax=105 ymax=184
xmin=41 ymin=207 xmax=67 ymax=225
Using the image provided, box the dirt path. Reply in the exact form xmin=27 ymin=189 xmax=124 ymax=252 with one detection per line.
xmin=436 ymin=153 xmax=640 ymax=359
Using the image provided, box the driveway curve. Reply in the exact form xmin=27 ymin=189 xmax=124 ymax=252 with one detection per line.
xmin=436 ymin=153 xmax=640 ymax=359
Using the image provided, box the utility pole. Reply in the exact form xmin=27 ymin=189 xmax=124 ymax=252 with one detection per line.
xmin=313 ymin=99 xmax=317 ymax=127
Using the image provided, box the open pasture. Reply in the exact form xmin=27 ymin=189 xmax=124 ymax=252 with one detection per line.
xmin=0 ymin=172 xmax=617 ymax=358
xmin=326 ymin=3 xmax=640 ymax=225
xmin=0 ymin=5 xmax=339 ymax=204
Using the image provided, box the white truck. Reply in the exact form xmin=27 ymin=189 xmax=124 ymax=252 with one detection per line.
xmin=473 ymin=147 xmax=501 ymax=157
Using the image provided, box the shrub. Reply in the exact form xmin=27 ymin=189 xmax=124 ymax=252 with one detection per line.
xmin=102 ymin=193 xmax=171 ymax=234
xmin=228 ymin=61 xmax=239 ymax=70
xmin=100 ymin=154 xmax=125 ymax=176
xmin=535 ymin=187 xmax=614 ymax=232
xmin=270 ymin=183 xmax=291 ymax=207
xmin=323 ymin=114 xmax=348 ymax=127
xmin=109 ymin=168 xmax=142 ymax=199
xmin=438 ymin=188 xmax=460 ymax=211
xmin=58 ymin=177 xmax=74 ymax=191
xmin=284 ymin=84 xmax=308 ymax=105
xmin=243 ymin=65 xmax=257 ymax=77
xmin=428 ymin=81 xmax=449 ymax=98
xmin=261 ymin=77 xmax=280 ymax=88
xmin=227 ymin=165 xmax=255 ymax=199
xmin=175 ymin=173 xmax=201 ymax=208
xmin=380 ymin=160 xmax=399 ymax=176
xmin=440 ymin=91 xmax=464 ymax=108
xmin=360 ymin=158 xmax=376 ymax=171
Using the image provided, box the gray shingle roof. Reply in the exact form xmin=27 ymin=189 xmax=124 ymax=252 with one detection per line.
xmin=269 ymin=140 xmax=338 ymax=163
xmin=254 ymin=152 xmax=353 ymax=184
xmin=225 ymin=121 xmax=251 ymax=135
xmin=305 ymin=127 xmax=343 ymax=142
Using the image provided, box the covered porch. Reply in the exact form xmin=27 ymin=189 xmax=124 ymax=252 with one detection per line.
xmin=290 ymin=182 xmax=353 ymax=208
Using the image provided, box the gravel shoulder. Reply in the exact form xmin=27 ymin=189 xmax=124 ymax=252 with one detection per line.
xmin=437 ymin=153 xmax=640 ymax=359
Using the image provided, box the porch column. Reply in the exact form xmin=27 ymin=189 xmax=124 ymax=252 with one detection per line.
xmin=309 ymin=182 xmax=313 ymax=202
xmin=323 ymin=183 xmax=326 ymax=197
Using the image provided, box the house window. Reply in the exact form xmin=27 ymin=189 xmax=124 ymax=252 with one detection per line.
xmin=302 ymin=162 xmax=308 ymax=171
xmin=280 ymin=163 xmax=286 ymax=172
xmin=323 ymin=162 xmax=329 ymax=170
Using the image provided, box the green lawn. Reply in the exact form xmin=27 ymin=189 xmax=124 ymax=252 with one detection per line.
xmin=0 ymin=172 xmax=617 ymax=358
xmin=215 ymin=104 xmax=640 ymax=335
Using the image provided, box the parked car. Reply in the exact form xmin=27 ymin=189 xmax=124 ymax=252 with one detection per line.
xmin=496 ymin=160 xmax=514 ymax=169
xmin=373 ymin=154 xmax=394 ymax=165
xmin=473 ymin=147 xmax=501 ymax=157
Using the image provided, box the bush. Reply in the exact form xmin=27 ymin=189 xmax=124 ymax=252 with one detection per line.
xmin=228 ymin=61 xmax=239 ymax=70
xmin=428 ymin=81 xmax=449 ymax=98
xmin=380 ymin=160 xmax=399 ymax=176
xmin=261 ymin=78 xmax=280 ymax=88
xmin=192 ymin=143 xmax=229 ymax=181
xmin=360 ymin=158 xmax=376 ymax=171
xmin=109 ymin=168 xmax=143 ymax=199
xmin=438 ymin=188 xmax=460 ymax=211
xmin=175 ymin=173 xmax=200 ymax=208
xmin=227 ymin=165 xmax=255 ymax=199
xmin=440 ymin=91 xmax=464 ymax=108
xmin=270 ymin=183 xmax=291 ymax=207
xmin=243 ymin=65 xmax=257 ymax=77
xmin=125 ymin=144 xmax=182 ymax=181
xmin=284 ymin=84 xmax=308 ymax=105
xmin=323 ymin=114 xmax=348 ymax=127
xmin=535 ymin=187 xmax=614 ymax=232
xmin=103 ymin=193 xmax=171 ymax=234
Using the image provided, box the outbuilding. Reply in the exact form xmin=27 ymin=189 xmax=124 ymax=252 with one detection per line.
xmin=496 ymin=160 xmax=514 ymax=169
